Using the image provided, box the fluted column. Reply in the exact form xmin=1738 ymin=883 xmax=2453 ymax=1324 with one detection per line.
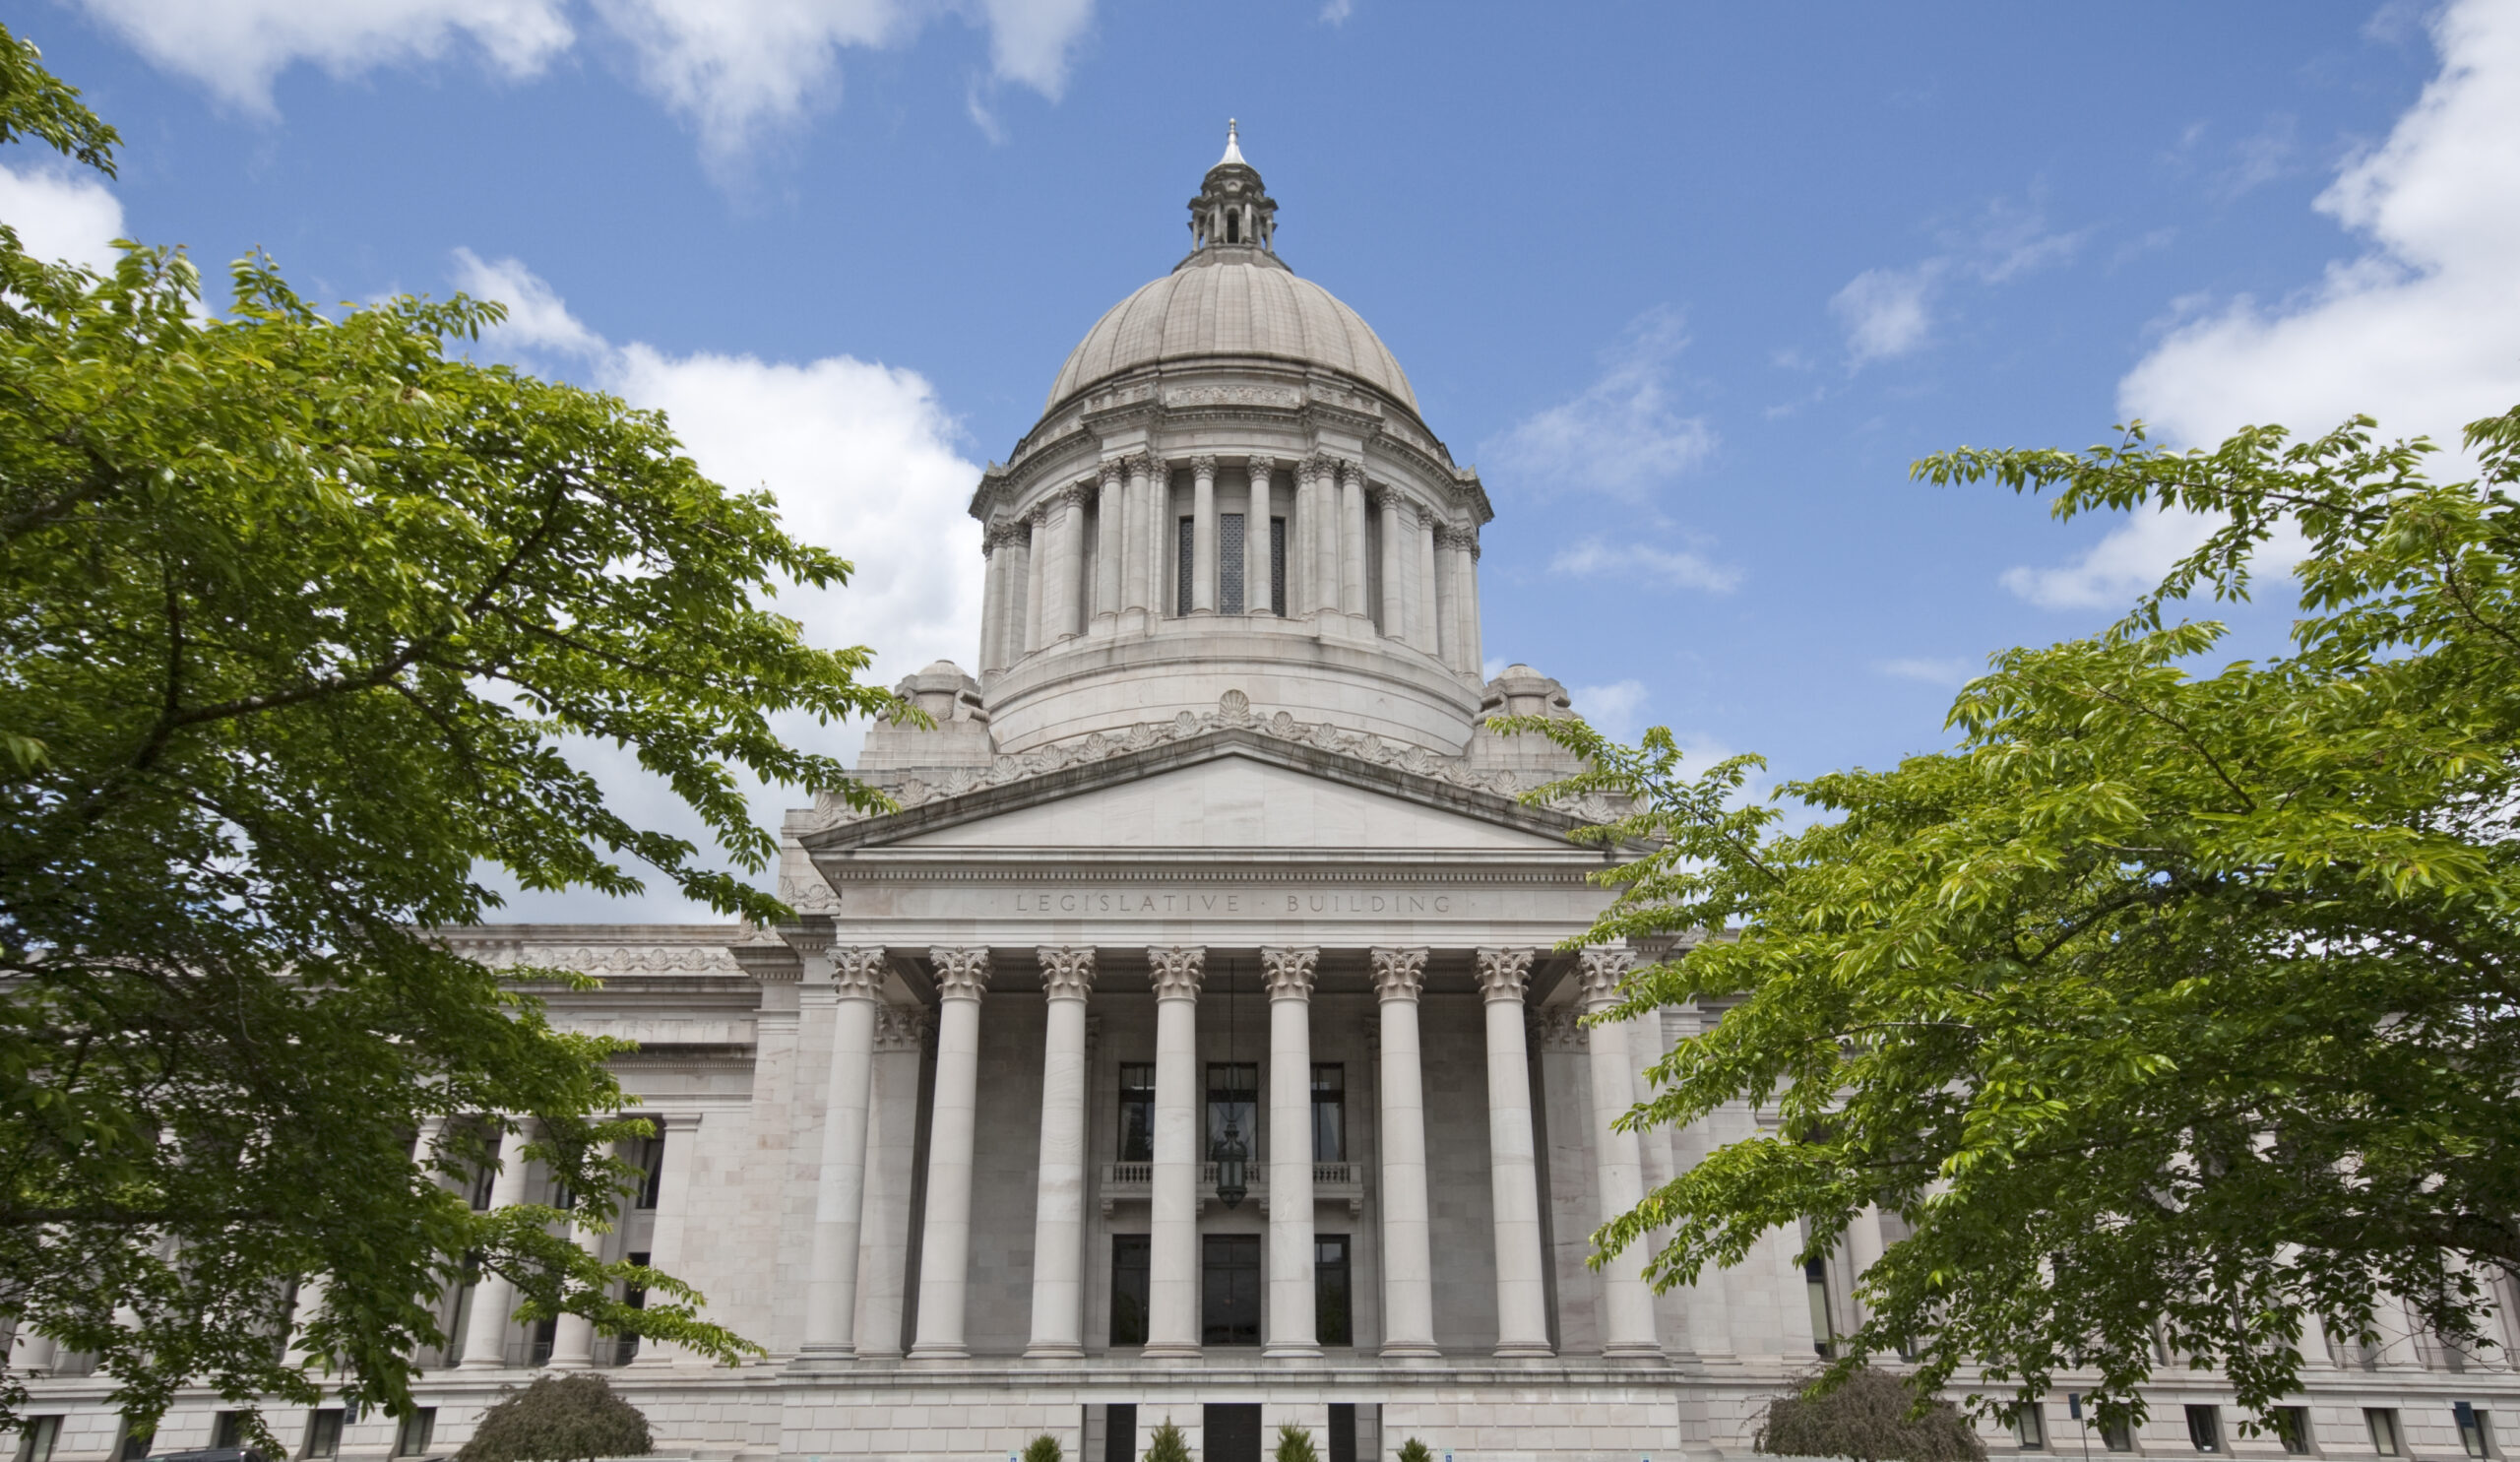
xmin=628 ymin=1112 xmax=701 ymax=1367
xmin=1339 ymin=462 xmax=1369 ymax=617
xmin=1191 ymin=456 xmax=1219 ymax=613
xmin=910 ymin=947 xmax=991 ymax=1359
xmin=1144 ymin=945 xmax=1206 ymax=1357
xmin=1023 ymin=510 xmax=1048 ymax=654
xmin=1246 ymin=457 xmax=1276 ymax=615
xmin=1122 ymin=454 xmax=1156 ymax=617
xmin=1376 ymin=489 xmax=1407 ymax=638
xmin=544 ymin=1137 xmax=617 ymax=1370
xmin=460 ymin=1120 xmax=536 ymax=1368
xmin=1306 ymin=456 xmax=1341 ymax=615
xmin=1432 ymin=525 xmax=1461 ymax=669
xmin=1578 ymin=948 xmax=1662 ymax=1358
xmin=1371 ymin=948 xmax=1439 ymax=1357
xmin=1051 ymin=486 xmax=1088 ymax=641
xmin=1094 ymin=461 xmax=1125 ymax=627
xmin=978 ymin=527 xmax=1007 ymax=674
xmin=801 ymin=945 xmax=887 ymax=1361
xmin=1464 ymin=533 xmax=1485 ymax=672
xmin=1843 ymin=1204 xmax=1887 ymax=1330
xmin=1262 ymin=947 xmax=1320 ymax=1356
xmin=1477 ymin=949 xmax=1553 ymax=1356
xmin=1028 ymin=947 xmax=1097 ymax=1357
xmin=1413 ymin=511 xmax=1440 ymax=654
xmin=855 ymin=1003 xmax=929 ymax=1358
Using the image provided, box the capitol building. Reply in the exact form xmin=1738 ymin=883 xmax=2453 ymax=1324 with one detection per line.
xmin=16 ymin=130 xmax=2518 ymax=1462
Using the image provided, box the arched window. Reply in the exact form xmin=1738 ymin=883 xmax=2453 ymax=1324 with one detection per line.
xmin=1226 ymin=212 xmax=1241 ymax=244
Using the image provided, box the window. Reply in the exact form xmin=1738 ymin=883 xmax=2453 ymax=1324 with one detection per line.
xmin=1109 ymin=1234 xmax=1150 ymax=1346
xmin=303 ymin=1410 xmax=344 ymax=1460
xmin=1175 ymin=517 xmax=1194 ymax=615
xmin=466 ymin=1158 xmax=497 ymax=1212
xmin=1270 ymin=518 xmax=1287 ymax=615
xmin=635 ymin=1135 xmax=665 ymax=1210
xmin=1102 ymin=1404 xmax=1137 ymax=1462
xmin=1316 ymin=1236 xmax=1353 ymax=1346
xmin=2272 ymin=1407 xmax=2310 ymax=1456
xmin=1205 ymin=1063 xmax=1257 ymax=1161
xmin=1117 ymin=1063 xmax=1155 ymax=1164
xmin=1327 ymin=1405 xmax=1357 ymax=1462
xmin=2367 ymin=1410 xmax=2403 ymax=1457
xmin=1220 ymin=513 xmax=1245 ymax=614
xmin=214 ymin=1413 xmax=247 ymax=1449
xmin=2185 ymin=1406 xmax=2223 ymax=1454
xmin=1311 ymin=1064 xmax=1345 ymax=1162
xmin=1804 ymin=1257 xmax=1836 ymax=1357
xmin=2013 ymin=1405 xmax=2047 ymax=1451
xmin=393 ymin=1409 xmax=436 ymax=1458
xmin=2100 ymin=1418 xmax=2135 ymax=1453
xmin=2457 ymin=1404 xmax=2496 ymax=1459
xmin=1201 ymin=1234 xmax=1261 ymax=1346
xmin=13 ymin=1417 xmax=60 ymax=1462
xmin=115 ymin=1418 xmax=153 ymax=1462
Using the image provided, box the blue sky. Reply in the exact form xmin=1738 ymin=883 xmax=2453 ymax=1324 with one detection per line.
xmin=9 ymin=0 xmax=2519 ymax=919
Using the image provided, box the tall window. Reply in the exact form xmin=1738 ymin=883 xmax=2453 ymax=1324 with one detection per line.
xmin=1175 ymin=517 xmax=1194 ymax=615
xmin=1311 ymin=1064 xmax=1345 ymax=1161
xmin=1206 ymin=1063 xmax=1257 ymax=1160
xmin=2455 ymin=1406 xmax=2494 ymax=1459
xmin=1201 ymin=1234 xmax=1261 ymax=1345
xmin=1316 ymin=1235 xmax=1353 ymax=1346
xmin=394 ymin=1410 xmax=436 ymax=1459
xmin=2100 ymin=1418 xmax=2134 ymax=1453
xmin=2365 ymin=1410 xmax=2402 ymax=1458
xmin=1219 ymin=513 xmax=1245 ymax=614
xmin=2187 ymin=1406 xmax=2225 ymax=1454
xmin=304 ymin=1410 xmax=344 ymax=1460
xmin=14 ymin=1417 xmax=60 ymax=1462
xmin=2011 ymin=1405 xmax=2046 ymax=1450
xmin=1109 ymin=1234 xmax=1150 ymax=1346
xmin=2274 ymin=1407 xmax=2312 ymax=1456
xmin=1270 ymin=517 xmax=1288 ymax=615
xmin=1804 ymin=1257 xmax=1836 ymax=1357
xmin=1117 ymin=1063 xmax=1155 ymax=1163
xmin=635 ymin=1135 xmax=665 ymax=1210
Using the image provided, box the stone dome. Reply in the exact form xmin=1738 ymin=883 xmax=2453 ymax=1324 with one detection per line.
xmin=1042 ymin=254 xmax=1418 ymax=415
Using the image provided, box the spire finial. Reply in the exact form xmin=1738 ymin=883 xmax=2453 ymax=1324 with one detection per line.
xmin=1218 ymin=118 xmax=1245 ymax=167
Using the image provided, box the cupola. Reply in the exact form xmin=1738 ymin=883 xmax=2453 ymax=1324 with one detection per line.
xmin=1186 ymin=120 xmax=1279 ymax=257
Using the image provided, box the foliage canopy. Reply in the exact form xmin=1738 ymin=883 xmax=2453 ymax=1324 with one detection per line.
xmin=0 ymin=25 xmax=893 ymax=1435
xmin=1510 ymin=405 xmax=2520 ymax=1429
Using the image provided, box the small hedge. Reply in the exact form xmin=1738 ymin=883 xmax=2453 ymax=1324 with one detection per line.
xmin=1753 ymin=1367 xmax=1986 ymax=1462
xmin=456 ymin=1373 xmax=653 ymax=1462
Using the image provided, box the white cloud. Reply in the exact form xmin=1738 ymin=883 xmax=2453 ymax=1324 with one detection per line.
xmin=1485 ymin=307 xmax=1717 ymax=498
xmin=1873 ymin=656 xmax=1977 ymax=686
xmin=1831 ymin=196 xmax=2082 ymax=367
xmin=0 ymin=162 xmax=126 ymax=272
xmin=1570 ymin=678 xmax=1647 ymax=741
xmin=1549 ymin=537 xmax=1742 ymax=595
xmin=452 ymin=247 xmax=606 ymax=355
xmin=78 ymin=0 xmax=575 ymax=116
xmin=78 ymin=0 xmax=1097 ymax=156
xmin=2011 ymin=0 xmax=2520 ymax=610
xmin=1319 ymin=0 xmax=1354 ymax=23
xmin=1831 ymin=263 xmax=1938 ymax=362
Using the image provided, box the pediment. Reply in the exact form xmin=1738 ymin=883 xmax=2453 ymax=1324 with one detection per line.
xmin=801 ymin=729 xmax=1592 ymax=858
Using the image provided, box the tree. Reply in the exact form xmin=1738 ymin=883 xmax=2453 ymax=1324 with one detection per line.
xmin=1142 ymin=1418 xmax=1190 ymax=1462
xmin=1395 ymin=1439 xmax=1434 ymax=1462
xmin=1753 ymin=1367 xmax=1985 ymax=1462
xmin=457 ymin=1373 xmax=652 ymax=1462
xmin=1023 ymin=1434 xmax=1064 ymax=1462
xmin=0 ymin=26 xmax=893 ymax=1438
xmin=1506 ymin=406 xmax=2520 ymax=1433
xmin=1273 ymin=1423 xmax=1319 ymax=1462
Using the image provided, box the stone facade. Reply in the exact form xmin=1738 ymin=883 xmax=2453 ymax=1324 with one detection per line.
xmin=13 ymin=129 xmax=2519 ymax=1462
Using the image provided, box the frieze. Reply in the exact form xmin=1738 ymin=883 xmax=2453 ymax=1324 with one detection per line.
xmin=449 ymin=939 xmax=744 ymax=977
xmin=1161 ymin=384 xmax=1303 ymax=411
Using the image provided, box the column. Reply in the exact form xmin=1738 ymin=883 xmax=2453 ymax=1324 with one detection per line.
xmin=10 ymin=1327 xmax=56 ymax=1376
xmin=1307 ymin=456 xmax=1341 ymax=614
xmin=544 ymin=1139 xmax=617 ymax=1370
xmin=1262 ymin=947 xmax=1319 ymax=1357
xmin=1144 ymin=945 xmax=1206 ymax=1357
xmin=1092 ymin=462 xmax=1124 ymax=627
xmin=1023 ymin=510 xmax=1047 ymax=654
xmin=978 ymin=528 xmax=1006 ymax=673
xmin=1339 ymin=462 xmax=1369 ymax=617
xmin=1578 ymin=948 xmax=1662 ymax=1358
xmin=1050 ymin=487 xmax=1087 ymax=641
xmin=1630 ymin=1008 xmax=1701 ymax=1363
xmin=1370 ymin=948 xmax=1438 ymax=1357
xmin=1464 ymin=533 xmax=1484 ymax=672
xmin=1433 ymin=526 xmax=1460 ymax=669
xmin=854 ymin=1004 xmax=929 ymax=1358
xmin=459 ymin=1119 xmax=536 ymax=1368
xmin=1376 ymin=489 xmax=1407 ymax=638
xmin=627 ymin=1112 xmax=701 ymax=1367
xmin=1122 ymin=455 xmax=1156 ymax=617
xmin=1843 ymin=1204 xmax=1887 ymax=1330
xmin=1414 ymin=512 xmax=1440 ymax=654
xmin=910 ymin=947 xmax=991 ymax=1359
xmin=1191 ymin=456 xmax=1219 ymax=613
xmin=801 ymin=946 xmax=886 ymax=1361
xmin=1477 ymin=949 xmax=1553 ymax=1356
xmin=282 ymin=1277 xmax=329 ymax=1370
xmin=1247 ymin=458 xmax=1276 ymax=615
xmin=1028 ymin=947 xmax=1097 ymax=1358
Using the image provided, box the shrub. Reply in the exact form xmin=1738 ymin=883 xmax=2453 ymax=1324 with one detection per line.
xmin=457 ymin=1373 xmax=653 ymax=1462
xmin=1274 ymin=1424 xmax=1319 ymax=1462
xmin=1396 ymin=1440 xmax=1434 ymax=1462
xmin=1143 ymin=1417 xmax=1191 ymax=1462
xmin=1024 ymin=1435 xmax=1063 ymax=1462
xmin=1753 ymin=1367 xmax=1985 ymax=1462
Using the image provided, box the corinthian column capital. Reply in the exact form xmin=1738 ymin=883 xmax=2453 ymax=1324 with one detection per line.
xmin=1036 ymin=946 xmax=1098 ymax=1000
xmin=1189 ymin=454 xmax=1219 ymax=478
xmin=1369 ymin=947 xmax=1428 ymax=1002
xmin=874 ymin=1002 xmax=930 ymax=1051
xmin=1260 ymin=946 xmax=1318 ymax=1000
xmin=1576 ymin=946 xmax=1634 ymax=1008
xmin=1475 ymin=947 xmax=1536 ymax=1003
xmin=1145 ymin=946 xmax=1205 ymax=999
xmin=831 ymin=946 xmax=888 ymax=1000
xmin=928 ymin=947 xmax=992 ymax=1002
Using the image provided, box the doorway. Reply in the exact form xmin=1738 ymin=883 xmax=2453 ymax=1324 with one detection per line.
xmin=1205 ymin=1404 xmax=1262 ymax=1462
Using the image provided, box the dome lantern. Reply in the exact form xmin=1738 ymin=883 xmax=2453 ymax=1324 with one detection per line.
xmin=1186 ymin=119 xmax=1278 ymax=257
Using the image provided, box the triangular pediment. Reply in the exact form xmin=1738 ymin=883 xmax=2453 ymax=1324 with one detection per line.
xmin=801 ymin=729 xmax=1592 ymax=858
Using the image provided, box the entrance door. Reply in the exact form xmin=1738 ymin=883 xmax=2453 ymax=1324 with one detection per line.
xmin=1204 ymin=1405 xmax=1263 ymax=1462
xmin=1202 ymin=1234 xmax=1261 ymax=1346
xmin=1102 ymin=1404 xmax=1136 ymax=1462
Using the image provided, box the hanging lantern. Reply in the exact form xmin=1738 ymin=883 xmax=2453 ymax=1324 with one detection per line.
xmin=1216 ymin=1114 xmax=1249 ymax=1209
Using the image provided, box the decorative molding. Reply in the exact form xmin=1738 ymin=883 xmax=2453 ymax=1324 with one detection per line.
xmin=1531 ymin=1006 xmax=1587 ymax=1052
xmin=1576 ymin=947 xmax=1634 ymax=1007
xmin=1146 ymin=946 xmax=1206 ymax=999
xmin=1158 ymin=384 xmax=1303 ymax=412
xmin=1369 ymin=947 xmax=1428 ymax=1002
xmin=1260 ymin=947 xmax=1318 ymax=1000
xmin=780 ymin=921 xmax=834 ymax=960
xmin=873 ymin=1002 xmax=930 ymax=1052
xmin=1036 ymin=946 xmax=1098 ymax=1000
xmin=1189 ymin=454 xmax=1219 ymax=477
xmin=1476 ymin=947 xmax=1536 ymax=1003
xmin=778 ymin=870 xmax=842 ymax=914
xmin=928 ymin=947 xmax=992 ymax=1001
xmin=1247 ymin=454 xmax=1280 ymax=480
xmin=1098 ymin=459 xmax=1126 ymax=489
xmin=831 ymin=947 xmax=888 ymax=1000
xmin=466 ymin=942 xmax=744 ymax=977
xmin=1127 ymin=451 xmax=1164 ymax=480
xmin=1435 ymin=524 xmax=1478 ymax=552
